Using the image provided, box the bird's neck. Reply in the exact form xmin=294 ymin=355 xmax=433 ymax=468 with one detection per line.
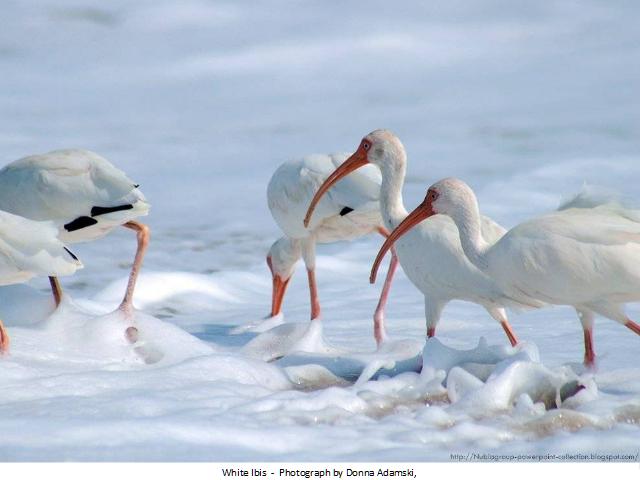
xmin=379 ymin=160 xmax=408 ymax=230
xmin=276 ymin=236 xmax=303 ymax=276
xmin=450 ymin=199 xmax=491 ymax=271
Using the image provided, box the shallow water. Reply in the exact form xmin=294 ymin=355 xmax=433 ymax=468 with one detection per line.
xmin=1 ymin=0 xmax=639 ymax=461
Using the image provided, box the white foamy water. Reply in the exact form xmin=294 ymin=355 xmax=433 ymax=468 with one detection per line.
xmin=0 ymin=0 xmax=639 ymax=461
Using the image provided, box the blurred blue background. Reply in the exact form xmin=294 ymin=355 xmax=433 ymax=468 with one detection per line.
xmin=1 ymin=0 xmax=638 ymax=280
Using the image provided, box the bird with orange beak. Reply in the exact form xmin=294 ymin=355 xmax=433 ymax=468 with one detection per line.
xmin=304 ymin=130 xmax=519 ymax=346
xmin=371 ymin=177 xmax=640 ymax=365
xmin=266 ymin=153 xmax=399 ymax=345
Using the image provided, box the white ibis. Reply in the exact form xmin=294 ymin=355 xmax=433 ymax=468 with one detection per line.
xmin=372 ymin=177 xmax=640 ymax=365
xmin=267 ymin=153 xmax=398 ymax=344
xmin=0 ymin=211 xmax=83 ymax=353
xmin=304 ymin=130 xmax=519 ymax=346
xmin=0 ymin=149 xmax=149 ymax=322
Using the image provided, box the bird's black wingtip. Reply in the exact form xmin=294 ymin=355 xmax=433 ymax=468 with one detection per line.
xmin=64 ymin=216 xmax=98 ymax=232
xmin=339 ymin=206 xmax=354 ymax=216
xmin=91 ymin=204 xmax=134 ymax=217
xmin=63 ymin=246 xmax=80 ymax=261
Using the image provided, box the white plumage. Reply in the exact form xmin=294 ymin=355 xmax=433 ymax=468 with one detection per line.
xmin=266 ymin=153 xmax=398 ymax=345
xmin=0 ymin=149 xmax=150 ymax=318
xmin=306 ymin=130 xmax=519 ymax=346
xmin=0 ymin=149 xmax=149 ymax=242
xmin=379 ymin=176 xmax=640 ymax=364
xmin=269 ymin=153 xmax=382 ymax=241
xmin=0 ymin=210 xmax=82 ymax=352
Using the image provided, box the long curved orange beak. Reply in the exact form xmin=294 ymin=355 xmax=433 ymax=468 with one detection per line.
xmin=303 ymin=146 xmax=368 ymax=228
xmin=271 ymin=275 xmax=291 ymax=316
xmin=267 ymin=256 xmax=291 ymax=317
xmin=370 ymin=199 xmax=435 ymax=284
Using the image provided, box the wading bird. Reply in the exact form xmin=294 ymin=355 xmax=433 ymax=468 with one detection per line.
xmin=268 ymin=153 xmax=398 ymax=344
xmin=0 ymin=211 xmax=82 ymax=353
xmin=371 ymin=177 xmax=640 ymax=365
xmin=0 ymin=149 xmax=149 ymax=329
xmin=304 ymin=130 xmax=518 ymax=346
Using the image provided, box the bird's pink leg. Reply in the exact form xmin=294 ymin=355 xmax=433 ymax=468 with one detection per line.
xmin=501 ymin=321 xmax=519 ymax=347
xmin=487 ymin=307 xmax=519 ymax=346
xmin=307 ymin=268 xmax=321 ymax=321
xmin=0 ymin=319 xmax=9 ymax=354
xmin=118 ymin=222 xmax=149 ymax=343
xmin=373 ymin=250 xmax=397 ymax=346
xmin=374 ymin=227 xmax=399 ymax=346
xmin=583 ymin=327 xmax=596 ymax=366
xmin=427 ymin=326 xmax=436 ymax=338
xmin=625 ymin=318 xmax=640 ymax=336
xmin=48 ymin=276 xmax=63 ymax=307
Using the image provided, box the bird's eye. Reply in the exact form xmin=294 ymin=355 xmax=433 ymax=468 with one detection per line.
xmin=363 ymin=142 xmax=370 ymax=150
